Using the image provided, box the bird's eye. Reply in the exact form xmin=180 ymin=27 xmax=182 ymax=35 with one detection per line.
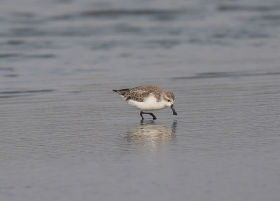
xmin=167 ymin=99 xmax=171 ymax=102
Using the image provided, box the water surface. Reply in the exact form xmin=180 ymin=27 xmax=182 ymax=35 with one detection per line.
xmin=1 ymin=0 xmax=280 ymax=200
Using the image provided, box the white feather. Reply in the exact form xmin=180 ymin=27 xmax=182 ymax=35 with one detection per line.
xmin=127 ymin=94 xmax=167 ymax=111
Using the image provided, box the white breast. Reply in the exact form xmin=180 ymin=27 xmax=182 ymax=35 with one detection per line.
xmin=127 ymin=94 xmax=166 ymax=111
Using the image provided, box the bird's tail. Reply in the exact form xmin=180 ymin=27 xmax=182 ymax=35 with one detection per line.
xmin=112 ymin=88 xmax=130 ymax=96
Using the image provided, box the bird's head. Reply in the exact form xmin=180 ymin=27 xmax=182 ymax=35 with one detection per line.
xmin=163 ymin=91 xmax=177 ymax=115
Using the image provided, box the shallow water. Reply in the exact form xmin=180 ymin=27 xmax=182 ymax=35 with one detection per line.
xmin=1 ymin=0 xmax=280 ymax=200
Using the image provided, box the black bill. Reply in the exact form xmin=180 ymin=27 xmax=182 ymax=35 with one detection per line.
xmin=171 ymin=104 xmax=177 ymax=115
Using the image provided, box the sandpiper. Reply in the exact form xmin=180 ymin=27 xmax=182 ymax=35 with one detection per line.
xmin=113 ymin=85 xmax=177 ymax=120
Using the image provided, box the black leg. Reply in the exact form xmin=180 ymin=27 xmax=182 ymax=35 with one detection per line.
xmin=140 ymin=111 xmax=157 ymax=120
xmin=149 ymin=113 xmax=157 ymax=120
xmin=140 ymin=111 xmax=144 ymax=120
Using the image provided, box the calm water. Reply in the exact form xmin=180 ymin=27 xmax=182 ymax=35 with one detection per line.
xmin=1 ymin=0 xmax=280 ymax=200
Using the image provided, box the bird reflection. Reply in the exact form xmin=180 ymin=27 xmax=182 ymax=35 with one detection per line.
xmin=124 ymin=121 xmax=177 ymax=150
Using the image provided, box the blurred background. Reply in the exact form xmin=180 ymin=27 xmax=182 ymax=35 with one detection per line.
xmin=0 ymin=0 xmax=280 ymax=200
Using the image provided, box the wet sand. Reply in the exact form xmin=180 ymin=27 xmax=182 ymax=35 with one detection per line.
xmin=1 ymin=0 xmax=280 ymax=200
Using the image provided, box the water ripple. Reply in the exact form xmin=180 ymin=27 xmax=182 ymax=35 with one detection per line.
xmin=0 ymin=89 xmax=55 ymax=99
xmin=172 ymin=71 xmax=280 ymax=80
xmin=217 ymin=4 xmax=280 ymax=12
xmin=52 ymin=8 xmax=184 ymax=21
xmin=0 ymin=53 xmax=55 ymax=59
